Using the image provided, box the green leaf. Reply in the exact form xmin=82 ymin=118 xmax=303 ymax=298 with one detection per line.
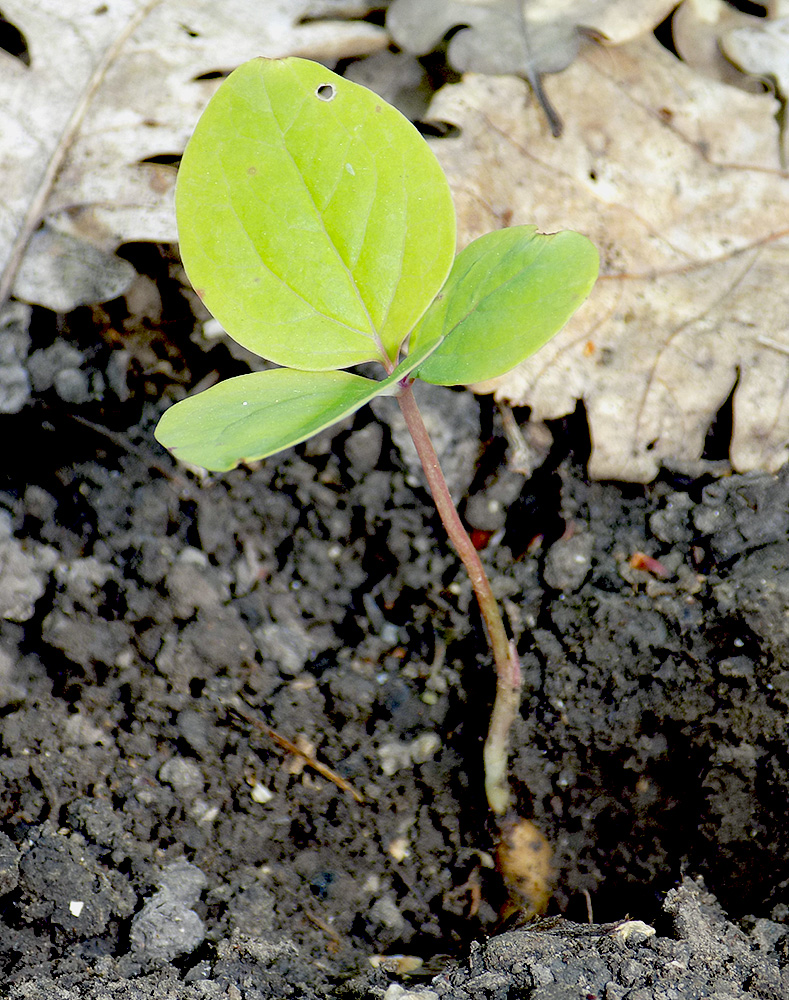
xmin=155 ymin=368 xmax=388 ymax=471
xmin=410 ymin=226 xmax=599 ymax=386
xmin=154 ymin=301 xmax=452 ymax=472
xmin=176 ymin=57 xmax=456 ymax=371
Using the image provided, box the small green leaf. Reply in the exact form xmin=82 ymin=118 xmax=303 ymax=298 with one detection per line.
xmin=154 ymin=312 xmax=452 ymax=472
xmin=176 ymin=57 xmax=456 ymax=371
xmin=155 ymin=368 xmax=389 ymax=471
xmin=410 ymin=226 xmax=599 ymax=386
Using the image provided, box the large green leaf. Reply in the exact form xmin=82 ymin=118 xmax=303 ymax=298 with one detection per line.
xmin=411 ymin=226 xmax=599 ymax=386
xmin=176 ymin=57 xmax=456 ymax=372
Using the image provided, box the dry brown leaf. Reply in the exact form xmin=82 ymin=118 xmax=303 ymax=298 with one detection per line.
xmin=427 ymin=36 xmax=789 ymax=481
xmin=388 ymin=0 xmax=676 ymax=66
xmin=723 ymin=16 xmax=789 ymax=111
xmin=0 ymin=0 xmax=386 ymax=311
xmin=388 ymin=0 xmax=675 ymax=134
xmin=671 ymin=0 xmax=766 ymax=93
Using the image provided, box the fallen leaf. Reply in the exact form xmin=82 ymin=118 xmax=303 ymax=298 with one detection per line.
xmin=724 ymin=16 xmax=789 ymax=92
xmin=722 ymin=15 xmax=789 ymax=162
xmin=388 ymin=0 xmax=676 ymax=67
xmin=387 ymin=0 xmax=676 ymax=134
xmin=427 ymin=37 xmax=789 ymax=481
xmin=13 ymin=228 xmax=137 ymax=314
xmin=0 ymin=0 xmax=386 ymax=311
xmin=671 ymin=0 xmax=766 ymax=93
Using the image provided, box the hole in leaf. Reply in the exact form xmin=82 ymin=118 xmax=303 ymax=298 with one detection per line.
xmin=139 ymin=154 xmax=182 ymax=166
xmin=316 ymin=83 xmax=336 ymax=101
xmin=701 ymin=374 xmax=737 ymax=463
xmin=653 ymin=7 xmax=679 ymax=58
xmin=193 ymin=69 xmax=231 ymax=82
xmin=727 ymin=0 xmax=767 ymax=14
xmin=299 ymin=7 xmax=387 ymax=27
xmin=0 ymin=12 xmax=30 ymax=66
xmin=415 ymin=120 xmax=461 ymax=139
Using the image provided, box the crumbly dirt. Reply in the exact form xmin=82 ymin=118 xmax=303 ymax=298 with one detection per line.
xmin=1 ymin=252 xmax=789 ymax=997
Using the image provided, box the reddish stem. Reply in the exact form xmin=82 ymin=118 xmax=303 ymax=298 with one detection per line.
xmin=396 ymin=382 xmax=522 ymax=816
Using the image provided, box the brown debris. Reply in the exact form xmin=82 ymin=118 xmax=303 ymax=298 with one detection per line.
xmin=497 ymin=817 xmax=554 ymax=919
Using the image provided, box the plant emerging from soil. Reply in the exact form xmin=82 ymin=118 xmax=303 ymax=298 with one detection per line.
xmin=156 ymin=56 xmax=597 ymax=906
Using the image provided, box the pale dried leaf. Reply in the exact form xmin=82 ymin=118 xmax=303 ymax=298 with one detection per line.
xmin=388 ymin=0 xmax=677 ymax=72
xmin=722 ymin=18 xmax=789 ymax=165
xmin=13 ymin=227 xmax=137 ymax=314
xmin=426 ymin=37 xmax=789 ymax=481
xmin=723 ymin=16 xmax=789 ymax=96
xmin=0 ymin=0 xmax=386 ymax=310
xmin=388 ymin=0 xmax=675 ymax=135
xmin=671 ymin=0 xmax=766 ymax=92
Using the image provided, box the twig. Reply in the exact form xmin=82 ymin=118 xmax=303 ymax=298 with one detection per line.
xmin=227 ymin=700 xmax=364 ymax=804
xmin=304 ymin=908 xmax=343 ymax=953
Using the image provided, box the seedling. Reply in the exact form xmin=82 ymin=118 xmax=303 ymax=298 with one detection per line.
xmin=156 ymin=58 xmax=597 ymax=829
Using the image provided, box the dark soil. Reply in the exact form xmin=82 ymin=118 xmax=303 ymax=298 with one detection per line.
xmin=0 ymin=244 xmax=788 ymax=999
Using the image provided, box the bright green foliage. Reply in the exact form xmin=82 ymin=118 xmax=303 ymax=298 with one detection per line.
xmin=412 ymin=226 xmax=599 ymax=386
xmin=156 ymin=369 xmax=384 ymax=472
xmin=174 ymin=57 xmax=455 ymax=371
xmin=156 ymin=56 xmax=599 ymax=472
xmin=155 ymin=337 xmax=439 ymax=472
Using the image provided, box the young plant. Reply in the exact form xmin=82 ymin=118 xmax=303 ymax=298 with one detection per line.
xmin=156 ymin=58 xmax=597 ymax=832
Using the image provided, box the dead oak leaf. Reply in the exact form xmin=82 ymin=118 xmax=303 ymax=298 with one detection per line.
xmin=0 ymin=0 xmax=386 ymax=311
xmin=671 ymin=0 xmax=769 ymax=94
xmin=388 ymin=0 xmax=677 ymax=69
xmin=723 ymin=15 xmax=789 ymax=163
xmin=387 ymin=0 xmax=675 ymax=134
xmin=724 ymin=17 xmax=789 ymax=95
xmin=426 ymin=36 xmax=789 ymax=481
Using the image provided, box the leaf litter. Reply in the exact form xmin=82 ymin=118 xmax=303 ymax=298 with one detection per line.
xmin=0 ymin=0 xmax=386 ymax=312
xmin=387 ymin=0 xmax=677 ymax=133
xmin=426 ymin=33 xmax=789 ymax=480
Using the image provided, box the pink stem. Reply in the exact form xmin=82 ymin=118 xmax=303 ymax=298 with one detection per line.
xmin=397 ymin=382 xmax=523 ymax=816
